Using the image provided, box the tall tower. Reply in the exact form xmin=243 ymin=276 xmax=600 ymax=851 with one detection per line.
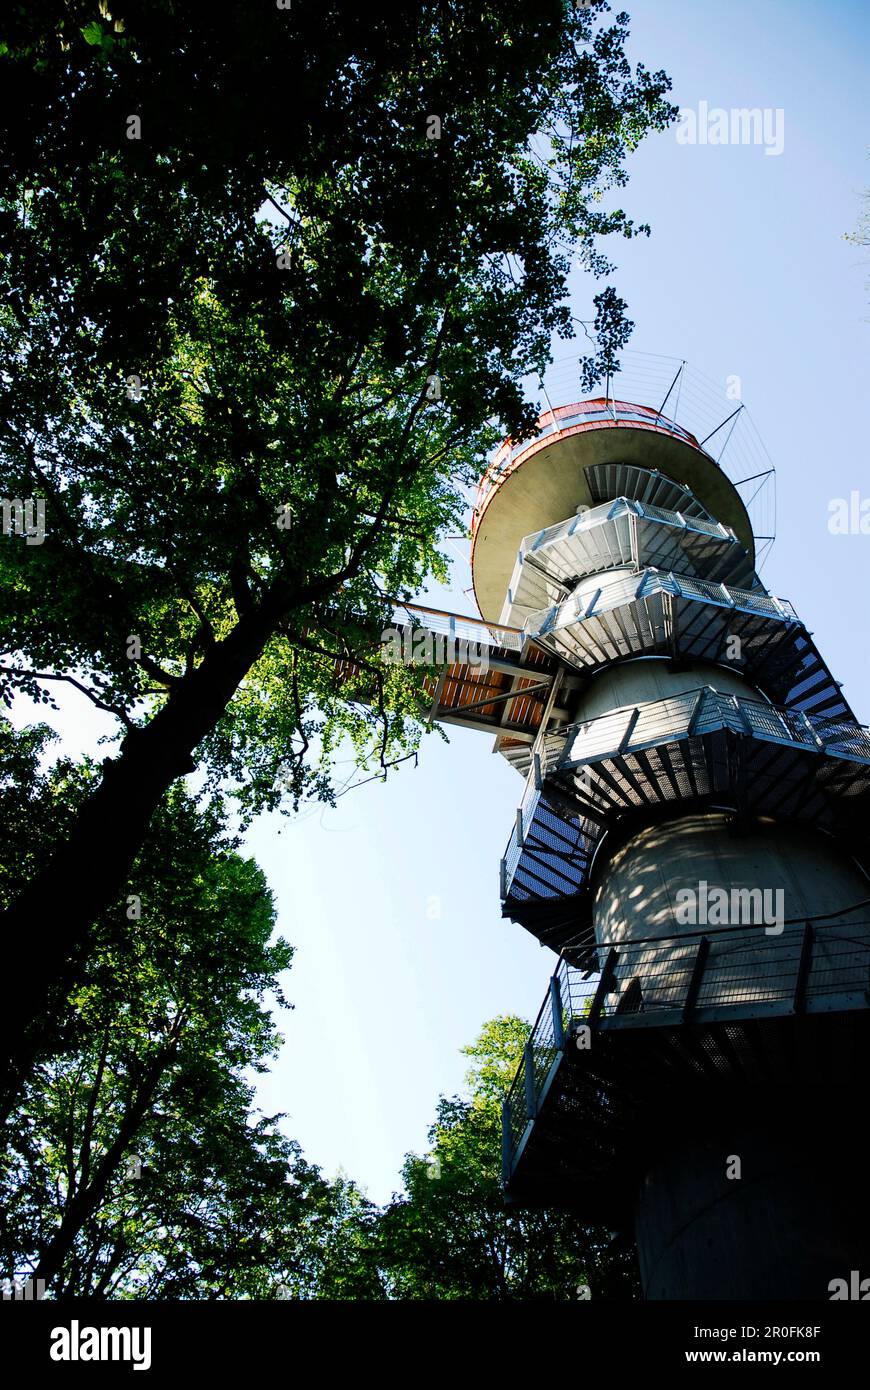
xmin=464 ymin=394 xmax=870 ymax=1299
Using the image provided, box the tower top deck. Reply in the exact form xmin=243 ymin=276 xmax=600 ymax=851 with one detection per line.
xmin=470 ymin=398 xmax=755 ymax=623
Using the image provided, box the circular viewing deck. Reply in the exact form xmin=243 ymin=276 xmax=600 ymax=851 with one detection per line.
xmin=471 ymin=399 xmax=756 ymax=623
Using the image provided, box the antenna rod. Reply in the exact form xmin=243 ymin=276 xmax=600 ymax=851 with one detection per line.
xmin=656 ymin=361 xmax=685 ymax=418
xmin=699 ymin=403 xmax=743 ymax=449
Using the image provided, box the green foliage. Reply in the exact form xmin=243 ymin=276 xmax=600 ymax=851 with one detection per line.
xmin=377 ymin=1015 xmax=640 ymax=1299
xmin=0 ymin=0 xmax=676 ymax=816
xmin=0 ymin=720 xmax=381 ymax=1298
xmin=0 ymin=720 xmax=79 ymax=899
xmin=461 ymin=1014 xmax=532 ymax=1103
xmin=0 ymin=725 xmax=634 ymax=1299
xmin=0 ymin=2 xmax=676 ymax=1064
xmin=0 ymin=2 xmax=677 ymax=1274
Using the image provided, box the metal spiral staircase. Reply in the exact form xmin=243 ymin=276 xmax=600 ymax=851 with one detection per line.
xmin=336 ymin=380 xmax=870 ymax=1295
xmin=474 ymin=399 xmax=870 ymax=1296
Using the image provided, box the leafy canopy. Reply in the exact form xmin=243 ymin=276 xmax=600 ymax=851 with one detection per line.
xmin=0 ymin=0 xmax=676 ymax=815
xmin=0 ymin=720 xmax=381 ymax=1298
xmin=377 ymin=1014 xmax=640 ymax=1299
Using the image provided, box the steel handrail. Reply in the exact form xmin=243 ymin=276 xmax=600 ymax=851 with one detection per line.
xmin=503 ymin=920 xmax=870 ymax=1172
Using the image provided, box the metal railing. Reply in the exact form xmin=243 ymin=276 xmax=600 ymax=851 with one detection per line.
xmin=503 ymin=919 xmax=870 ymax=1174
xmin=518 ymin=497 xmax=736 ymax=560
xmin=629 ymin=499 xmax=733 ymax=539
xmin=500 ymin=688 xmax=870 ymax=902
xmin=654 ymin=570 xmax=794 ymax=619
xmin=391 ymin=601 xmax=525 ymax=652
xmin=499 ymin=744 xmax=567 ymax=898
xmin=474 ymin=401 xmax=701 ymax=530
xmin=526 ymin=568 xmax=796 ymax=640
xmin=560 ymin=688 xmax=870 ymax=768
xmin=505 ymin=502 xmax=752 ymax=619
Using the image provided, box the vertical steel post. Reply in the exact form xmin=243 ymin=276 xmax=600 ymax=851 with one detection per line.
xmin=550 ymin=973 xmax=565 ymax=1050
xmin=793 ymin=922 xmax=814 ymax=1013
xmin=501 ymin=1099 xmax=512 ymax=1184
xmin=523 ymin=1041 xmax=536 ymax=1120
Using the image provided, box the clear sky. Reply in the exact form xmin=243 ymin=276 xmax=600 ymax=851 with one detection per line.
xmin=11 ymin=0 xmax=870 ymax=1206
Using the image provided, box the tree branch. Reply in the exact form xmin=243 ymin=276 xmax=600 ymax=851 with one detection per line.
xmin=0 ymin=665 xmax=135 ymax=730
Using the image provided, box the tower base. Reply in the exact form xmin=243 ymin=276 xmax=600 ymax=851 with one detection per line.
xmin=635 ymin=1088 xmax=870 ymax=1300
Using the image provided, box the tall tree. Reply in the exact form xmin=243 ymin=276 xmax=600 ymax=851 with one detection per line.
xmin=845 ymin=186 xmax=870 ymax=313
xmin=0 ymin=2 xmax=676 ymax=1076
xmin=0 ymin=721 xmax=382 ymax=1298
xmin=377 ymin=1017 xmax=640 ymax=1300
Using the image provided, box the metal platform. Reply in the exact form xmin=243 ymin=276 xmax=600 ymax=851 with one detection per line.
xmin=525 ymin=567 xmax=854 ymax=722
xmin=585 ymin=462 xmax=718 ymax=516
xmin=331 ymin=601 xmax=563 ymax=741
xmin=501 ymin=498 xmax=758 ymax=625
xmin=502 ymin=923 xmax=870 ymax=1218
xmin=474 ymin=405 xmax=716 ymax=537
xmin=501 ymin=687 xmax=870 ymax=951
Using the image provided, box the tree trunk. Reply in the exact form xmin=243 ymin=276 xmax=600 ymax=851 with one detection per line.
xmin=34 ymin=1038 xmax=178 ymax=1294
xmin=0 ymin=592 xmax=285 ymax=1106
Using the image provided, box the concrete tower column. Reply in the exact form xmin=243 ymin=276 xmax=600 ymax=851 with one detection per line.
xmin=484 ymin=399 xmax=870 ymax=1298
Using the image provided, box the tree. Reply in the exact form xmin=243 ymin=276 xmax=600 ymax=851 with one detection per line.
xmin=0 ymin=2 xmax=676 ymax=1079
xmin=0 ymin=722 xmax=381 ymax=1298
xmin=377 ymin=1016 xmax=640 ymax=1299
xmin=845 ymin=184 xmax=870 ymax=313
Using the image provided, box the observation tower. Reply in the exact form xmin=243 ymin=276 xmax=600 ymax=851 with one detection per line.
xmin=370 ymin=369 xmax=870 ymax=1299
xmin=471 ymin=389 xmax=870 ymax=1299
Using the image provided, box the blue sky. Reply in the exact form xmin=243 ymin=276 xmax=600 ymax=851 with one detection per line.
xmin=11 ymin=0 xmax=870 ymax=1205
xmin=248 ymin=0 xmax=870 ymax=1203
